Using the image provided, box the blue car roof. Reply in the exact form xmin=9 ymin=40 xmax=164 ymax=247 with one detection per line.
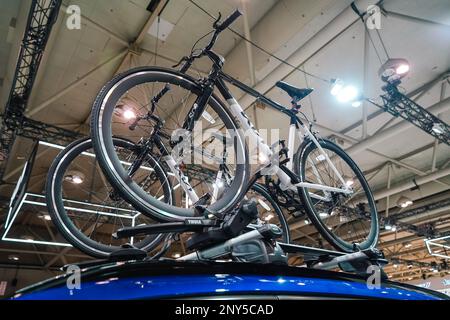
xmin=12 ymin=261 xmax=447 ymax=300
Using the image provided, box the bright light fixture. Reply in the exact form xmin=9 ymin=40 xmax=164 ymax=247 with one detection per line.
xmin=378 ymin=58 xmax=410 ymax=83
xmin=336 ymin=85 xmax=359 ymax=103
xmin=345 ymin=178 xmax=354 ymax=187
xmin=397 ymin=196 xmax=413 ymax=208
xmin=330 ymin=79 xmax=344 ymax=96
xmin=123 ymin=109 xmax=136 ymax=120
xmin=351 ymin=100 xmax=363 ymax=108
xmin=72 ymin=175 xmax=84 ymax=184
xmin=319 ymin=212 xmax=329 ymax=218
xmin=64 ymin=171 xmax=85 ymax=185
xmin=264 ymin=214 xmax=274 ymax=221
xmin=172 ymin=253 xmax=181 ymax=258
xmin=8 ymin=255 xmax=19 ymax=261
xmin=396 ymin=64 xmax=410 ymax=75
xmin=385 ymin=223 xmax=392 ymax=231
xmin=304 ymin=219 xmax=310 ymax=225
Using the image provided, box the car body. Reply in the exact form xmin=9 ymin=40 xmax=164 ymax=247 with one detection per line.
xmin=10 ymin=260 xmax=448 ymax=300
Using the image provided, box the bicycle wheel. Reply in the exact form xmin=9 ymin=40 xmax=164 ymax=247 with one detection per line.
xmin=91 ymin=67 xmax=249 ymax=222
xmin=247 ymin=184 xmax=290 ymax=244
xmin=294 ymin=138 xmax=378 ymax=252
xmin=46 ymin=137 xmax=172 ymax=258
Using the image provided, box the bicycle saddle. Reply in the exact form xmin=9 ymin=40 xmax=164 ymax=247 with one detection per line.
xmin=276 ymin=81 xmax=313 ymax=102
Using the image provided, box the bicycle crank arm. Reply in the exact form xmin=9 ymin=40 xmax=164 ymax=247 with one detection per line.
xmin=113 ymin=219 xmax=219 ymax=239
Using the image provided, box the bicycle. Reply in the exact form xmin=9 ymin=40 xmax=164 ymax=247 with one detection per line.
xmin=89 ymin=10 xmax=378 ymax=252
xmin=46 ymin=137 xmax=289 ymax=257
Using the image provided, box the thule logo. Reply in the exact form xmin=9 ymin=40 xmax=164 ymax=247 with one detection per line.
xmin=187 ymin=220 xmax=203 ymax=225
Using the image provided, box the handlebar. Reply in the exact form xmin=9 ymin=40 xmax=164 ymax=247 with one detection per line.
xmin=215 ymin=9 xmax=242 ymax=32
xmin=147 ymin=9 xmax=242 ymax=120
xmin=174 ymin=9 xmax=242 ymax=69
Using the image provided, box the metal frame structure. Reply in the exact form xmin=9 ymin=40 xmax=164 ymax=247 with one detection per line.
xmin=2 ymin=192 xmax=140 ymax=248
xmin=0 ymin=0 xmax=63 ymax=181
xmin=370 ymin=83 xmax=450 ymax=146
xmin=425 ymin=235 xmax=450 ymax=260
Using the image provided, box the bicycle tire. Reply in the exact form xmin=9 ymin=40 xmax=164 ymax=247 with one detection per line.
xmin=46 ymin=137 xmax=170 ymax=258
xmin=294 ymin=138 xmax=379 ymax=252
xmin=90 ymin=67 xmax=249 ymax=222
xmin=251 ymin=183 xmax=290 ymax=244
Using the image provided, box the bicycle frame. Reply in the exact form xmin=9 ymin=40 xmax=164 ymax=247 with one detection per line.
xmin=157 ymin=69 xmax=353 ymax=205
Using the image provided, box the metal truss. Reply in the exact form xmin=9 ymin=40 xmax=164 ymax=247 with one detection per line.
xmin=373 ymin=83 xmax=450 ymax=145
xmin=15 ymin=117 xmax=82 ymax=145
xmin=425 ymin=235 xmax=450 ymax=260
xmin=390 ymin=257 xmax=449 ymax=271
xmin=0 ymin=0 xmax=63 ymax=181
xmin=383 ymin=198 xmax=450 ymax=238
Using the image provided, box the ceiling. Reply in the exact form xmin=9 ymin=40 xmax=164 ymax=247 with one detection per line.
xmin=0 ymin=0 xmax=450 ymax=291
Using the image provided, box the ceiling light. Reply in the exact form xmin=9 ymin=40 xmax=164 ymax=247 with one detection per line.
xmin=344 ymin=178 xmax=354 ymax=187
xmin=114 ymin=105 xmax=137 ymax=121
xmin=319 ymin=212 xmax=329 ymax=218
xmin=38 ymin=213 xmax=52 ymax=221
xmin=393 ymin=264 xmax=398 ymax=268
xmin=172 ymin=253 xmax=181 ymax=258
xmin=379 ymin=58 xmax=410 ymax=83
xmin=264 ymin=214 xmax=274 ymax=222
xmin=304 ymin=219 xmax=310 ymax=225
xmin=396 ymin=64 xmax=410 ymax=75
xmin=351 ymin=100 xmax=363 ymax=108
xmin=391 ymin=225 xmax=397 ymax=232
xmin=397 ymin=196 xmax=413 ymax=208
xmin=21 ymin=235 xmax=35 ymax=241
xmin=64 ymin=171 xmax=85 ymax=185
xmin=8 ymin=255 xmax=19 ymax=261
xmin=123 ymin=109 xmax=136 ymax=120
xmin=404 ymin=242 xmax=412 ymax=248
xmin=385 ymin=223 xmax=392 ymax=230
xmin=336 ymin=85 xmax=359 ymax=103
xmin=330 ymin=79 xmax=344 ymax=96
xmin=431 ymin=123 xmax=445 ymax=135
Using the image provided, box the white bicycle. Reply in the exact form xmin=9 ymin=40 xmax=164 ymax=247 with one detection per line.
xmin=89 ymin=10 xmax=379 ymax=252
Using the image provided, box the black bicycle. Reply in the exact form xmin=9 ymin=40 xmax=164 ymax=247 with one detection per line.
xmin=46 ymin=137 xmax=289 ymax=257
xmin=89 ymin=10 xmax=378 ymax=252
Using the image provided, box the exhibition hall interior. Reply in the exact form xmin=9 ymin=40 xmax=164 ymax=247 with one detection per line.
xmin=0 ymin=0 xmax=449 ymax=300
